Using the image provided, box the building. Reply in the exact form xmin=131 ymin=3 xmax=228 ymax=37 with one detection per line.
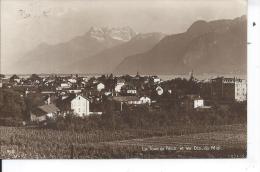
xmin=41 ymin=91 xmax=55 ymax=95
xmin=211 ymin=77 xmax=247 ymax=102
xmin=104 ymin=91 xmax=112 ymax=96
xmin=156 ymin=86 xmax=164 ymax=95
xmin=97 ymin=83 xmax=105 ymax=92
xmin=152 ymin=76 xmax=161 ymax=83
xmin=14 ymin=78 xmax=21 ymax=83
xmin=71 ymin=95 xmax=90 ymax=117
xmin=115 ymin=79 xmax=125 ymax=92
xmin=235 ymin=79 xmax=247 ymax=102
xmin=82 ymin=77 xmax=89 ymax=82
xmin=68 ymin=78 xmax=77 ymax=83
xmin=122 ymin=84 xmax=137 ymax=95
xmin=111 ymin=96 xmax=152 ymax=111
xmin=30 ymin=104 xmax=60 ymax=122
xmin=60 ymin=83 xmax=71 ymax=89
xmin=111 ymin=96 xmax=140 ymax=105
xmin=181 ymin=95 xmax=205 ymax=111
xmin=140 ymin=96 xmax=151 ymax=105
xmin=194 ymin=98 xmax=204 ymax=108
xmin=127 ymin=89 xmax=137 ymax=95
xmin=111 ymin=96 xmax=151 ymax=105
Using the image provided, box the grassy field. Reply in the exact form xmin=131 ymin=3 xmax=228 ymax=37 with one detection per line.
xmin=0 ymin=124 xmax=246 ymax=159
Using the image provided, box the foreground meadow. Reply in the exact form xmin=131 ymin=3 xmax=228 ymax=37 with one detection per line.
xmin=0 ymin=124 xmax=246 ymax=159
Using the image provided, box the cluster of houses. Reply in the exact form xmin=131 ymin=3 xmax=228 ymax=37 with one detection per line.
xmin=0 ymin=73 xmax=247 ymax=123
xmin=200 ymin=77 xmax=247 ymax=102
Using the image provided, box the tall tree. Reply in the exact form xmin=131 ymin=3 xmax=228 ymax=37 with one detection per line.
xmin=30 ymin=74 xmax=41 ymax=81
xmin=9 ymin=74 xmax=19 ymax=82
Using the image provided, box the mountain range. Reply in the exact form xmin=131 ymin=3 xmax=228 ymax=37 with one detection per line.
xmin=115 ymin=15 xmax=247 ymax=74
xmin=14 ymin=26 xmax=136 ymax=74
xmin=14 ymin=16 xmax=246 ymax=75
xmin=69 ymin=32 xmax=165 ymax=73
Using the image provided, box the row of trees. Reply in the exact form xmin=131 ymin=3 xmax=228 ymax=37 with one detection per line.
xmin=50 ymin=99 xmax=246 ymax=132
xmin=0 ymin=86 xmax=246 ymax=129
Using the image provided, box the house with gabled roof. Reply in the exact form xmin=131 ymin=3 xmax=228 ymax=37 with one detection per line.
xmin=30 ymin=104 xmax=60 ymax=122
xmin=96 ymin=83 xmax=105 ymax=92
xmin=71 ymin=95 xmax=90 ymax=117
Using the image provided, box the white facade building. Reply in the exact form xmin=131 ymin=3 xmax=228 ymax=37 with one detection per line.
xmin=14 ymin=78 xmax=21 ymax=83
xmin=156 ymin=86 xmax=164 ymax=95
xmin=115 ymin=83 xmax=125 ymax=92
xmin=61 ymin=83 xmax=71 ymax=89
xmin=235 ymin=79 xmax=247 ymax=102
xmin=97 ymin=83 xmax=105 ymax=91
xmin=71 ymin=95 xmax=90 ymax=117
xmin=153 ymin=78 xmax=161 ymax=83
xmin=68 ymin=78 xmax=77 ymax=83
xmin=140 ymin=96 xmax=151 ymax=105
xmin=211 ymin=77 xmax=247 ymax=102
xmin=194 ymin=99 xmax=204 ymax=108
xmin=112 ymin=96 xmax=151 ymax=106
xmin=127 ymin=89 xmax=137 ymax=94
xmin=82 ymin=77 xmax=89 ymax=82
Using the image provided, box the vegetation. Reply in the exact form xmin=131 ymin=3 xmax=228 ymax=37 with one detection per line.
xmin=0 ymin=89 xmax=26 ymax=125
xmin=0 ymin=74 xmax=5 ymax=79
xmin=0 ymin=124 xmax=246 ymax=158
xmin=0 ymin=83 xmax=246 ymax=130
xmin=9 ymin=74 xmax=19 ymax=83
xmin=47 ymin=98 xmax=246 ymax=132
xmin=0 ymin=75 xmax=247 ymax=158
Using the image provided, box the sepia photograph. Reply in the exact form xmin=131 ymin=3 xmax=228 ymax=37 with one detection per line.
xmin=0 ymin=0 xmax=247 ymax=159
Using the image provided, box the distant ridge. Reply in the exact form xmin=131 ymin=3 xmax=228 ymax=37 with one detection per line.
xmin=114 ymin=15 xmax=247 ymax=75
xmin=11 ymin=16 xmax=246 ymax=75
xmin=70 ymin=32 xmax=166 ymax=74
xmin=13 ymin=27 xmax=137 ymax=74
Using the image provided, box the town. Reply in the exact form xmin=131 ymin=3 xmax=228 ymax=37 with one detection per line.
xmin=0 ymin=72 xmax=247 ymax=158
xmin=0 ymin=0 xmax=249 ymax=160
xmin=0 ymin=72 xmax=246 ymax=126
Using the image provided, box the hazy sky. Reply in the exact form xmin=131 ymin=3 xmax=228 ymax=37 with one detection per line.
xmin=1 ymin=0 xmax=246 ymax=74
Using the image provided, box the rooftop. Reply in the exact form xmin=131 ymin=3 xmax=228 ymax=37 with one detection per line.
xmin=111 ymin=96 xmax=140 ymax=102
xmin=38 ymin=104 xmax=60 ymax=114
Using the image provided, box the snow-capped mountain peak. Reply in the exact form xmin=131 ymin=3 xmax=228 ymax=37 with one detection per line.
xmin=87 ymin=26 xmax=136 ymax=42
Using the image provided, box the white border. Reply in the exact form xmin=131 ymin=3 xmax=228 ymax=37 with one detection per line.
xmin=2 ymin=0 xmax=260 ymax=171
